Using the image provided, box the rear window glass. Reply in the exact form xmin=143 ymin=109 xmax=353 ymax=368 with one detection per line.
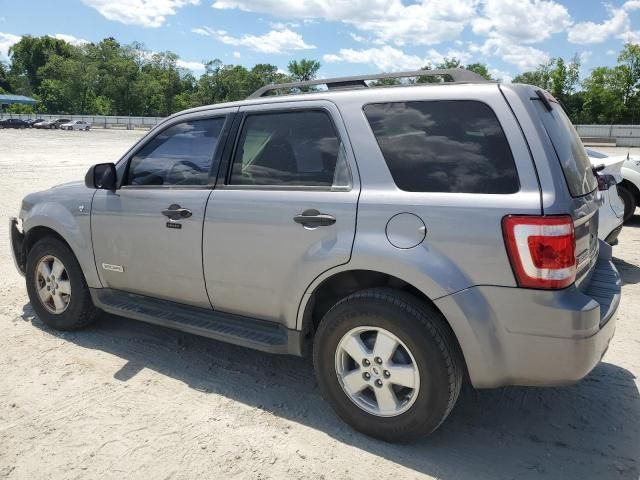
xmin=363 ymin=101 xmax=519 ymax=194
xmin=534 ymin=98 xmax=597 ymax=197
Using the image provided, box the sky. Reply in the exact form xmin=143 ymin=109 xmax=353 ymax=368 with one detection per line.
xmin=1 ymin=0 xmax=640 ymax=82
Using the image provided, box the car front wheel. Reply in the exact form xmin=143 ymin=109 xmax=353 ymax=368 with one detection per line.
xmin=313 ymin=288 xmax=463 ymax=442
xmin=26 ymin=237 xmax=99 ymax=331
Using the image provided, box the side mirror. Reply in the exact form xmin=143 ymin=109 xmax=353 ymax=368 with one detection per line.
xmin=85 ymin=163 xmax=117 ymax=190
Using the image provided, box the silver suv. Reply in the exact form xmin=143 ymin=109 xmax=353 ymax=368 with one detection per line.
xmin=9 ymin=69 xmax=621 ymax=442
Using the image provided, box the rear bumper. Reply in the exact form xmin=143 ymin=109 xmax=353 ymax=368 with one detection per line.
xmin=435 ymin=241 xmax=620 ymax=388
xmin=9 ymin=217 xmax=26 ymax=276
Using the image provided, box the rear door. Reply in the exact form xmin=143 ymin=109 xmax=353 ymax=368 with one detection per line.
xmin=202 ymin=100 xmax=359 ymax=327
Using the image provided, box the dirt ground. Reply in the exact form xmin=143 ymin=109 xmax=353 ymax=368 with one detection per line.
xmin=0 ymin=129 xmax=638 ymax=480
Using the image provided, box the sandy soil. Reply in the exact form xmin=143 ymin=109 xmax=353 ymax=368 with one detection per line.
xmin=0 ymin=129 xmax=638 ymax=480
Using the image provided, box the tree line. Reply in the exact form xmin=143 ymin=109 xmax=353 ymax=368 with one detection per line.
xmin=0 ymin=35 xmax=322 ymax=117
xmin=2 ymin=35 xmax=640 ymax=124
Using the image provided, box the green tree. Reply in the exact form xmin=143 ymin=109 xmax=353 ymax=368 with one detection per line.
xmin=8 ymin=35 xmax=73 ymax=92
xmin=287 ymin=59 xmax=320 ymax=81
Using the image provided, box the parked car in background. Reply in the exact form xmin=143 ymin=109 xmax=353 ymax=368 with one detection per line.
xmin=10 ymin=71 xmax=621 ymax=442
xmin=587 ymin=149 xmax=640 ymax=223
xmin=0 ymin=118 xmax=30 ymax=129
xmin=25 ymin=118 xmax=45 ymax=127
xmin=60 ymin=120 xmax=91 ymax=131
xmin=36 ymin=118 xmax=71 ymax=129
xmin=587 ymin=149 xmax=625 ymax=244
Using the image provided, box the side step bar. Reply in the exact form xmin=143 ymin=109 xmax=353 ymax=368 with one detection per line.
xmin=90 ymin=289 xmax=302 ymax=355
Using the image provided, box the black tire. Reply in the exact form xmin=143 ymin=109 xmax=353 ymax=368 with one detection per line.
xmin=618 ymin=185 xmax=637 ymax=223
xmin=313 ymin=288 xmax=463 ymax=442
xmin=26 ymin=237 xmax=98 ymax=331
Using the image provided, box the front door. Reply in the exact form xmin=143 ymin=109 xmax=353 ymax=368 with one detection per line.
xmin=203 ymin=101 xmax=360 ymax=326
xmin=91 ymin=110 xmax=235 ymax=308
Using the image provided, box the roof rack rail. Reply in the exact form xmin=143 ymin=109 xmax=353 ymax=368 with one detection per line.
xmin=248 ymin=68 xmax=489 ymax=99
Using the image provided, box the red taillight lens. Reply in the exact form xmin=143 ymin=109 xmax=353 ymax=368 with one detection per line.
xmin=502 ymin=215 xmax=576 ymax=289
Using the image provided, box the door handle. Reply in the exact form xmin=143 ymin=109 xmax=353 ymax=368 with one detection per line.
xmin=162 ymin=204 xmax=192 ymax=220
xmin=293 ymin=209 xmax=336 ymax=227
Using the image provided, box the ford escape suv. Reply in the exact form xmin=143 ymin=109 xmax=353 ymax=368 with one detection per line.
xmin=10 ymin=69 xmax=621 ymax=442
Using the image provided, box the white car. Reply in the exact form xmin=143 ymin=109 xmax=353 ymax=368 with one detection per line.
xmin=60 ymin=120 xmax=91 ymax=131
xmin=586 ymin=149 xmax=625 ymax=244
xmin=587 ymin=149 xmax=640 ymax=223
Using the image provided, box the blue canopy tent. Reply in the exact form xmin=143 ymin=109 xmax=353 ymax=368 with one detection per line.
xmin=0 ymin=94 xmax=37 ymax=110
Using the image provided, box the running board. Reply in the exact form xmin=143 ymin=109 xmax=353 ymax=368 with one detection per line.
xmin=90 ymin=289 xmax=301 ymax=355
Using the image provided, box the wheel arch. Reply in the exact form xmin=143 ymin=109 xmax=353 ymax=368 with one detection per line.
xmin=22 ymin=208 xmax=101 ymax=289
xmin=620 ymin=178 xmax=640 ymax=206
xmin=297 ymin=269 xmax=469 ymax=375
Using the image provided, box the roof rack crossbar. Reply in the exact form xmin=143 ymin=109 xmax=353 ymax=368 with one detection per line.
xmin=248 ymin=68 xmax=488 ymax=99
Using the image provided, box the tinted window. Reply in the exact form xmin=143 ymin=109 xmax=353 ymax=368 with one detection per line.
xmin=229 ymin=110 xmax=348 ymax=187
xmin=534 ymin=100 xmax=597 ymax=197
xmin=364 ymin=101 xmax=519 ymax=194
xmin=127 ymin=117 xmax=225 ymax=186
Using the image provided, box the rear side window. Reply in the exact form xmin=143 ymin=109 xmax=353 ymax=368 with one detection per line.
xmin=229 ymin=110 xmax=349 ymax=187
xmin=533 ymin=98 xmax=597 ymax=197
xmin=364 ymin=101 xmax=519 ymax=194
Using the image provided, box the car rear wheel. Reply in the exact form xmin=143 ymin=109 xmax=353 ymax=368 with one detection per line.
xmin=313 ymin=288 xmax=463 ymax=442
xmin=26 ymin=237 xmax=99 ymax=331
xmin=618 ymin=185 xmax=637 ymax=223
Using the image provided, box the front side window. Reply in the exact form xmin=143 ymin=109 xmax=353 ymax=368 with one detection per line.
xmin=229 ymin=110 xmax=349 ymax=187
xmin=127 ymin=117 xmax=225 ymax=186
xmin=364 ymin=101 xmax=519 ymax=194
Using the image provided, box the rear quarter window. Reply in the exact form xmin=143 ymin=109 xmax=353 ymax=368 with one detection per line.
xmin=363 ymin=100 xmax=519 ymax=194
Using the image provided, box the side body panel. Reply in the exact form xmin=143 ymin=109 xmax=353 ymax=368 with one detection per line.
xmin=297 ymin=84 xmax=543 ymax=329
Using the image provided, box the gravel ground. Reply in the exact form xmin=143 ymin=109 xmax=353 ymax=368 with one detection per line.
xmin=0 ymin=129 xmax=639 ymax=480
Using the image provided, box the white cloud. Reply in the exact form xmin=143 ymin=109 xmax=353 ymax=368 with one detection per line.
xmin=232 ymin=50 xmax=241 ymax=58
xmin=323 ymin=46 xmax=426 ymax=71
xmin=0 ymin=32 xmax=20 ymax=61
xmin=470 ymin=37 xmax=549 ymax=71
xmin=53 ymin=33 xmax=89 ymax=46
xmin=473 ymin=0 xmax=571 ymax=44
xmin=213 ymin=0 xmax=478 ymax=46
xmin=567 ymin=5 xmax=628 ymax=44
xmin=176 ymin=59 xmax=205 ymax=71
xmin=81 ymin=0 xmax=199 ymax=28
xmin=323 ymin=45 xmax=471 ymax=72
xmin=349 ymin=32 xmax=366 ymax=43
xmin=192 ymin=26 xmax=315 ymax=53
xmin=567 ymin=1 xmax=640 ymax=45
xmin=488 ymin=68 xmax=513 ymax=83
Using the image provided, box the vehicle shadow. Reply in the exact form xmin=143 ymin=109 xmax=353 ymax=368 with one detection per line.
xmin=624 ymin=213 xmax=640 ymax=228
xmin=21 ymin=303 xmax=640 ymax=479
xmin=613 ymin=257 xmax=640 ymax=284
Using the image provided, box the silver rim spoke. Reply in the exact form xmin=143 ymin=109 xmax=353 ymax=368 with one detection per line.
xmin=340 ymin=334 xmax=370 ymax=362
xmin=373 ymin=331 xmax=398 ymax=363
xmin=51 ymin=259 xmax=64 ymax=279
xmin=57 ymin=280 xmax=71 ymax=295
xmin=341 ymin=370 xmax=369 ymax=395
xmin=374 ymin=384 xmax=399 ymax=414
xmin=51 ymin=293 xmax=65 ymax=311
xmin=335 ymin=326 xmax=420 ymax=418
xmin=387 ymin=364 xmax=417 ymax=389
xmin=34 ymin=255 xmax=71 ymax=315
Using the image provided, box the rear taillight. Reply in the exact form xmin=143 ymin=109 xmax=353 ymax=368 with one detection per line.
xmin=502 ymin=215 xmax=576 ymax=289
xmin=596 ymin=173 xmax=617 ymax=191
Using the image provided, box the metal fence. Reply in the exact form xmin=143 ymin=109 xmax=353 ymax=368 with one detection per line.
xmin=575 ymin=125 xmax=640 ymax=147
xmin=0 ymin=113 xmax=163 ymax=130
xmin=3 ymin=113 xmax=640 ymax=144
